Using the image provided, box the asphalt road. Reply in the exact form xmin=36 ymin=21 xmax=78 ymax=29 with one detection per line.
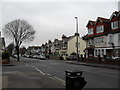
xmin=2 ymin=58 xmax=65 ymax=88
xmin=21 ymin=57 xmax=119 ymax=88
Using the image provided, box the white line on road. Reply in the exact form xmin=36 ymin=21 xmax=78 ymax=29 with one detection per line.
xmin=21 ymin=60 xmax=45 ymax=75
xmin=48 ymin=75 xmax=65 ymax=86
xmin=31 ymin=65 xmax=45 ymax=75
xmin=54 ymin=76 xmax=65 ymax=85
xmin=22 ymin=60 xmax=65 ymax=86
xmin=45 ymin=73 xmax=65 ymax=86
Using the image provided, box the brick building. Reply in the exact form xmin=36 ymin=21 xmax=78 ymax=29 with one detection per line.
xmin=83 ymin=11 xmax=120 ymax=59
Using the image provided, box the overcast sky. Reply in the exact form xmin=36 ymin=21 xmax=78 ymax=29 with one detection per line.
xmin=0 ymin=0 xmax=119 ymax=48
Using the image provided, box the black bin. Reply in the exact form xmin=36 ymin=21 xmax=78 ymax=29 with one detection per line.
xmin=65 ymin=70 xmax=87 ymax=90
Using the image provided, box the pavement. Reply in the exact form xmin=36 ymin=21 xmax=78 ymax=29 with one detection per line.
xmin=2 ymin=57 xmax=65 ymax=89
xmin=66 ymin=60 xmax=120 ymax=70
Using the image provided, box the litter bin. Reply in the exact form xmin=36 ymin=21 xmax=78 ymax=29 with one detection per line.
xmin=65 ymin=70 xmax=87 ymax=90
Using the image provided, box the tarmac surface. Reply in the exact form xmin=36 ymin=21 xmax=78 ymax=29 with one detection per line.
xmin=1 ymin=57 xmax=119 ymax=89
xmin=2 ymin=57 xmax=65 ymax=89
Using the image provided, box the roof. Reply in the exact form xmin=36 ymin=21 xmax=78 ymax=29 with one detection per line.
xmin=95 ymin=17 xmax=110 ymax=25
xmin=67 ymin=36 xmax=75 ymax=41
xmin=86 ymin=20 xmax=95 ymax=27
xmin=110 ymin=11 xmax=119 ymax=20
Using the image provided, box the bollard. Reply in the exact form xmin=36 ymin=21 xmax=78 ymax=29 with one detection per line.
xmin=65 ymin=70 xmax=87 ymax=90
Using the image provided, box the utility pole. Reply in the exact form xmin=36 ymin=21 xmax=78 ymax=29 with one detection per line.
xmin=75 ymin=17 xmax=79 ymax=61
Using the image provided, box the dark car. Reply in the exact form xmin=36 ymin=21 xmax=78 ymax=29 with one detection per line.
xmin=67 ymin=55 xmax=77 ymax=60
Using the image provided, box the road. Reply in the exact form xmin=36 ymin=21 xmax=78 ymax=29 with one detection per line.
xmin=21 ymin=57 xmax=119 ymax=88
xmin=2 ymin=58 xmax=65 ymax=88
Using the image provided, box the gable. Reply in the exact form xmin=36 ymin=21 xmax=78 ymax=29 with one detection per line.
xmin=86 ymin=20 xmax=95 ymax=27
xmin=110 ymin=11 xmax=119 ymax=20
xmin=95 ymin=17 xmax=103 ymax=25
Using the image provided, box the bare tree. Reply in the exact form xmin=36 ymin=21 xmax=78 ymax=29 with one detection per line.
xmin=3 ymin=19 xmax=35 ymax=61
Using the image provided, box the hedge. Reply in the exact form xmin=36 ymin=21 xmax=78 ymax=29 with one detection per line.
xmin=2 ymin=51 xmax=10 ymax=60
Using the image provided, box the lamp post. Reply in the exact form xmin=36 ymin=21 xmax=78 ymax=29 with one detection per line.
xmin=75 ymin=17 xmax=79 ymax=61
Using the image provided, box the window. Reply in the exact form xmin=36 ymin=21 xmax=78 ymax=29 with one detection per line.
xmin=89 ymin=50 xmax=93 ymax=56
xmin=88 ymin=28 xmax=93 ymax=35
xmin=75 ymin=42 xmax=80 ymax=48
xmin=96 ymin=25 xmax=104 ymax=33
xmin=98 ymin=49 xmax=100 ymax=55
xmin=88 ymin=39 xmax=94 ymax=45
xmin=119 ymin=34 xmax=120 ymax=42
xmin=111 ymin=21 xmax=118 ymax=29
xmin=95 ymin=37 xmax=104 ymax=44
xmin=95 ymin=50 xmax=97 ymax=56
xmin=102 ymin=49 xmax=104 ymax=56
xmin=109 ymin=35 xmax=113 ymax=43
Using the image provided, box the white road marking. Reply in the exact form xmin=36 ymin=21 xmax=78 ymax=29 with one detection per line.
xmin=22 ymin=59 xmax=65 ymax=85
xmin=54 ymin=76 xmax=65 ymax=85
xmin=48 ymin=76 xmax=65 ymax=86
xmin=31 ymin=65 xmax=45 ymax=75
xmin=45 ymin=73 xmax=65 ymax=86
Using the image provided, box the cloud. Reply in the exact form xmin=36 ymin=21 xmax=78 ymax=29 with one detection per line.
xmin=1 ymin=2 xmax=118 ymax=47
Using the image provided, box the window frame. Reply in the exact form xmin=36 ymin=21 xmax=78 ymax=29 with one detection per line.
xmin=111 ymin=21 xmax=118 ymax=29
xmin=96 ymin=25 xmax=104 ymax=33
xmin=88 ymin=28 xmax=93 ymax=35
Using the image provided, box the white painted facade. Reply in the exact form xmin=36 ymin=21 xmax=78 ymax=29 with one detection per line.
xmin=67 ymin=36 xmax=86 ymax=56
xmin=92 ymin=33 xmax=120 ymax=58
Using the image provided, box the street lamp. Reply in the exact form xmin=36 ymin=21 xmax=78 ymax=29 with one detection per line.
xmin=75 ymin=17 xmax=79 ymax=61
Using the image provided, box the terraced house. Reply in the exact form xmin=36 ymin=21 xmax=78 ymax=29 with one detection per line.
xmin=83 ymin=11 xmax=120 ymax=59
xmin=50 ymin=33 xmax=86 ymax=57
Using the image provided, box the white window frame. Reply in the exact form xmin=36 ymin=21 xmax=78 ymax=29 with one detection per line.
xmin=111 ymin=21 xmax=118 ymax=29
xmin=88 ymin=28 xmax=93 ymax=35
xmin=96 ymin=25 xmax=104 ymax=33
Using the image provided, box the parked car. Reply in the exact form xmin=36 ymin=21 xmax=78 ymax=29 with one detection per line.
xmin=29 ymin=55 xmax=33 ymax=58
xmin=13 ymin=54 xmax=18 ymax=58
xmin=38 ymin=54 xmax=46 ymax=60
xmin=26 ymin=55 xmax=29 ymax=58
xmin=112 ymin=57 xmax=120 ymax=60
xmin=67 ymin=55 xmax=77 ymax=60
xmin=22 ymin=54 xmax=29 ymax=58
xmin=32 ymin=55 xmax=37 ymax=59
